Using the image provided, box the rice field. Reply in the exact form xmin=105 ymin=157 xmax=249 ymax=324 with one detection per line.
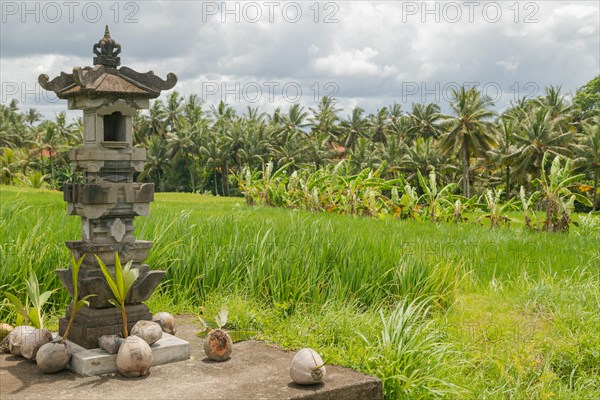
xmin=1 ymin=185 xmax=599 ymax=399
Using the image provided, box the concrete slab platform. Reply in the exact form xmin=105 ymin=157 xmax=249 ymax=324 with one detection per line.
xmin=0 ymin=316 xmax=383 ymax=400
xmin=69 ymin=333 xmax=190 ymax=376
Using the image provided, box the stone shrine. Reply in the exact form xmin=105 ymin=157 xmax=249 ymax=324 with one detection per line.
xmin=39 ymin=26 xmax=177 ymax=349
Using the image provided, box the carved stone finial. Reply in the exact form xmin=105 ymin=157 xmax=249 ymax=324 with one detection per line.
xmin=93 ymin=25 xmax=121 ymax=68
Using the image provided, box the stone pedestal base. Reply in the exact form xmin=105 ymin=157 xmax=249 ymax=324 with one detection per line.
xmin=59 ymin=304 xmax=151 ymax=349
xmin=68 ymin=333 xmax=190 ymax=376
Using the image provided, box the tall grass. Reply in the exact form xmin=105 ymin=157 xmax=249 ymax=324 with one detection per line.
xmin=360 ymin=298 xmax=467 ymax=398
xmin=1 ymin=186 xmax=597 ymax=313
xmin=1 ymin=186 xmax=598 ymax=399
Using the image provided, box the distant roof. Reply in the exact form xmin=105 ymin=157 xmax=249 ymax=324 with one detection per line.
xmin=38 ymin=26 xmax=177 ymax=99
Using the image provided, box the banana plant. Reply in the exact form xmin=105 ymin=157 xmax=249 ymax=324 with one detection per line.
xmin=477 ymin=189 xmax=517 ymax=228
xmin=398 ymin=184 xmax=421 ymax=220
xmin=535 ymin=154 xmax=592 ymax=232
xmin=417 ymin=168 xmax=457 ymax=222
xmin=444 ymin=195 xmax=478 ymax=224
xmin=3 ymin=270 xmax=55 ymax=329
xmin=95 ymin=253 xmax=140 ymax=337
xmin=519 ymin=186 xmax=541 ymax=231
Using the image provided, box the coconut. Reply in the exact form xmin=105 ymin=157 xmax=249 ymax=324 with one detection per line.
xmin=0 ymin=336 xmax=10 ymax=353
xmin=21 ymin=328 xmax=53 ymax=360
xmin=130 ymin=320 xmax=162 ymax=346
xmin=0 ymin=324 xmax=13 ymax=353
xmin=116 ymin=335 xmax=153 ymax=378
xmin=152 ymin=312 xmax=176 ymax=335
xmin=8 ymin=325 xmax=36 ymax=356
xmin=98 ymin=334 xmax=124 ymax=354
xmin=0 ymin=323 xmax=13 ymax=341
xmin=36 ymin=340 xmax=72 ymax=373
xmin=203 ymin=329 xmax=233 ymax=361
xmin=290 ymin=348 xmax=326 ymax=385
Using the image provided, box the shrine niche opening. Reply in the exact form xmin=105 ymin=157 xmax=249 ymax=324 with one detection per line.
xmin=103 ymin=111 xmax=126 ymax=142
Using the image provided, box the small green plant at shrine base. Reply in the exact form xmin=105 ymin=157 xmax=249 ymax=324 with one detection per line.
xmin=3 ymin=270 xmax=55 ymax=329
xmin=61 ymin=255 xmax=96 ymax=342
xmin=95 ymin=253 xmax=140 ymax=338
xmin=197 ymin=306 xmax=255 ymax=344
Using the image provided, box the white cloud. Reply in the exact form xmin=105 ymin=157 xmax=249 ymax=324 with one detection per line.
xmin=496 ymin=60 xmax=520 ymax=73
xmin=1 ymin=1 xmax=598 ymax=118
xmin=312 ymin=47 xmax=397 ymax=77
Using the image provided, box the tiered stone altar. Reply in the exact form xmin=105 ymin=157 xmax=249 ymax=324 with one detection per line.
xmin=39 ymin=26 xmax=177 ymax=349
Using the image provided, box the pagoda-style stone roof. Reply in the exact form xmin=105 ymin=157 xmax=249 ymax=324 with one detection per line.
xmin=38 ymin=26 xmax=177 ymax=99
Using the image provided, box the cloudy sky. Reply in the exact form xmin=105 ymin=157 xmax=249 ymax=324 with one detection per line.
xmin=1 ymin=1 xmax=598 ymax=119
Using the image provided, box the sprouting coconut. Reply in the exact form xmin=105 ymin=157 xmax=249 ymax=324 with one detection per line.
xmin=204 ymin=329 xmax=233 ymax=361
xmin=290 ymin=348 xmax=326 ymax=385
xmin=152 ymin=312 xmax=176 ymax=335
xmin=200 ymin=306 xmax=233 ymax=362
xmin=130 ymin=320 xmax=162 ymax=346
xmin=36 ymin=340 xmax=72 ymax=373
xmin=8 ymin=325 xmax=36 ymax=356
xmin=21 ymin=328 xmax=52 ymax=360
xmin=37 ymin=255 xmax=95 ymax=373
xmin=0 ymin=324 xmax=13 ymax=353
xmin=116 ymin=335 xmax=153 ymax=378
xmin=0 ymin=323 xmax=13 ymax=341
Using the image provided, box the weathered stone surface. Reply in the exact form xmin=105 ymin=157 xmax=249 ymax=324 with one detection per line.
xmin=70 ymin=332 xmax=189 ymax=376
xmin=58 ymin=304 xmax=152 ymax=349
xmin=56 ymin=264 xmax=162 ymax=308
xmin=0 ymin=317 xmax=383 ymax=399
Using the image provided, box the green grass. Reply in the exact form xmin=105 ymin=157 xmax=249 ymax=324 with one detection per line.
xmin=1 ymin=186 xmax=599 ymax=399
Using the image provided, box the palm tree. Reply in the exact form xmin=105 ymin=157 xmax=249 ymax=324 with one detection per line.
xmin=488 ymin=117 xmax=518 ymax=195
xmin=200 ymin=131 xmax=224 ymax=195
xmin=349 ymin=137 xmax=381 ymax=172
xmin=406 ymin=103 xmax=443 ymax=141
xmin=135 ymin=101 xmax=167 ymax=144
xmin=340 ymin=106 xmax=369 ymax=152
xmin=369 ymin=107 xmax=390 ymax=144
xmin=440 ymin=87 xmax=497 ymax=197
xmin=505 ymin=107 xmax=573 ymax=183
xmin=378 ymin=133 xmax=405 ymax=179
xmin=167 ymin=124 xmax=204 ymax=191
xmin=573 ymin=114 xmax=600 ymax=210
xmin=301 ymin=131 xmax=333 ymax=169
xmin=140 ymin=135 xmax=169 ymax=191
xmin=24 ymin=108 xmax=42 ymax=128
xmin=0 ymin=147 xmax=26 ymax=185
xmin=309 ymin=96 xmax=341 ymax=143
xmin=400 ymin=137 xmax=456 ymax=185
xmin=388 ymin=102 xmax=403 ymax=125
xmin=279 ymin=104 xmax=309 ymax=142
xmin=537 ymin=85 xmax=571 ymax=122
xmin=163 ymin=92 xmax=184 ymax=133
xmin=238 ymin=119 xmax=270 ymax=169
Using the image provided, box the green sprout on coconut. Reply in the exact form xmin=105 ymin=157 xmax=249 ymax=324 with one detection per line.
xmin=3 ymin=269 xmax=56 ymax=329
xmin=95 ymin=252 xmax=139 ymax=338
xmin=62 ymin=255 xmax=97 ymax=342
xmin=36 ymin=255 xmax=96 ymax=373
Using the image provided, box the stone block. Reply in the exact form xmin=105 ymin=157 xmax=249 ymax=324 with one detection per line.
xmin=59 ymin=304 xmax=152 ymax=349
xmin=68 ymin=333 xmax=190 ymax=376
